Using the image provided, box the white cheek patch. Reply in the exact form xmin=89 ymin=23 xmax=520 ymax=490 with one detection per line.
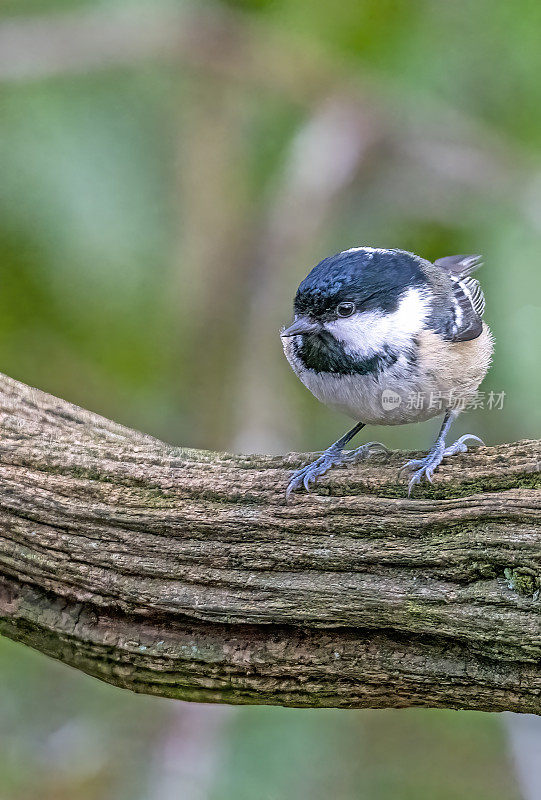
xmin=325 ymin=286 xmax=430 ymax=358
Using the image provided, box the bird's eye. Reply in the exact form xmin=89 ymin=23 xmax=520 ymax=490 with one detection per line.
xmin=336 ymin=301 xmax=356 ymax=318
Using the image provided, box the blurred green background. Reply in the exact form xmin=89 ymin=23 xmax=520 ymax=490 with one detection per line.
xmin=0 ymin=0 xmax=539 ymax=798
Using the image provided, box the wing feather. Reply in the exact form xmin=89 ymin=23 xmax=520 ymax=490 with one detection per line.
xmin=434 ymin=254 xmax=486 ymax=342
xmin=434 ymin=254 xmax=483 ymax=277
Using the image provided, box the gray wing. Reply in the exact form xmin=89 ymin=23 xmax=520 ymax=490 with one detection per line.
xmin=434 ymin=254 xmax=486 ymax=341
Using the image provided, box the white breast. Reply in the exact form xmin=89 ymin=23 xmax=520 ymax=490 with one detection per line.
xmin=283 ymin=342 xmax=441 ymax=425
xmin=282 ymin=286 xmax=445 ymax=425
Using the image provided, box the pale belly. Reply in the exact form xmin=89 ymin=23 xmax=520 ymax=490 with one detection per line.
xmin=294 ymin=366 xmax=444 ymax=425
xmin=283 ymin=325 xmax=493 ymax=426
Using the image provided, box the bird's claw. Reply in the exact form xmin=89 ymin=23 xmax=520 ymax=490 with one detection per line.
xmin=286 ymin=449 xmax=341 ymax=498
xmin=399 ymin=434 xmax=484 ymax=495
xmin=286 ymin=442 xmax=387 ymax=498
xmin=443 ymin=433 xmax=484 ymax=457
xmin=342 ymin=441 xmax=389 ymax=463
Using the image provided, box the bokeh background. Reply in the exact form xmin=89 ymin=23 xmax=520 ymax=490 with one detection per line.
xmin=0 ymin=1 xmax=540 ymax=798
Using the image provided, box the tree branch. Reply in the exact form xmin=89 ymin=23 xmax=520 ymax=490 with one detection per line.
xmin=0 ymin=373 xmax=539 ymax=712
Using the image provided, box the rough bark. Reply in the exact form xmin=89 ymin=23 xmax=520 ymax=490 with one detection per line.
xmin=0 ymin=373 xmax=539 ymax=712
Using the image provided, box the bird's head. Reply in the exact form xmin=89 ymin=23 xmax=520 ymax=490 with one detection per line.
xmin=281 ymin=248 xmax=432 ymax=371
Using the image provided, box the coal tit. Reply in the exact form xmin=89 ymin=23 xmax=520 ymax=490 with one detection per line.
xmin=281 ymin=247 xmax=493 ymax=496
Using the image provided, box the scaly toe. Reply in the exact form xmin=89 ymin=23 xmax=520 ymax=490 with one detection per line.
xmin=399 ymin=450 xmax=444 ymax=496
xmin=407 ymin=463 xmax=437 ymax=496
xmin=344 ymin=441 xmax=389 ymax=464
xmin=400 ymin=433 xmax=484 ymax=496
xmin=285 ymin=472 xmax=303 ymax=498
xmin=303 ymin=469 xmax=316 ymax=492
xmin=286 ymin=442 xmax=386 ymax=498
xmin=443 ymin=434 xmax=484 ymax=457
xmin=286 ymin=450 xmax=340 ymax=498
xmin=286 ymin=464 xmax=316 ymax=498
xmin=407 ymin=471 xmax=423 ymax=496
xmin=424 ymin=465 xmax=436 ymax=483
xmin=398 ymin=457 xmax=426 ymax=476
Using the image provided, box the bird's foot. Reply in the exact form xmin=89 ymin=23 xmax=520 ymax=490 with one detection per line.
xmin=442 ymin=433 xmax=484 ymax=457
xmin=286 ymin=442 xmax=387 ymax=498
xmin=399 ymin=434 xmax=484 ymax=496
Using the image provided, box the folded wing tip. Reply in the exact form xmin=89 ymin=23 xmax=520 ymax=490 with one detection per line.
xmin=434 ymin=254 xmax=484 ymax=277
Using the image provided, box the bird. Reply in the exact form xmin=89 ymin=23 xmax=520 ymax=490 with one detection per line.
xmin=280 ymin=246 xmax=493 ymax=496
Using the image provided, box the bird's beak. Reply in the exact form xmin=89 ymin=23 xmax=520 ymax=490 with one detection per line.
xmin=280 ymin=317 xmax=320 ymax=337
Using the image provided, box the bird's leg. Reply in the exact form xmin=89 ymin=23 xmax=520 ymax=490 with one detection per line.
xmin=399 ymin=409 xmax=484 ymax=496
xmin=286 ymin=421 xmax=388 ymax=498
